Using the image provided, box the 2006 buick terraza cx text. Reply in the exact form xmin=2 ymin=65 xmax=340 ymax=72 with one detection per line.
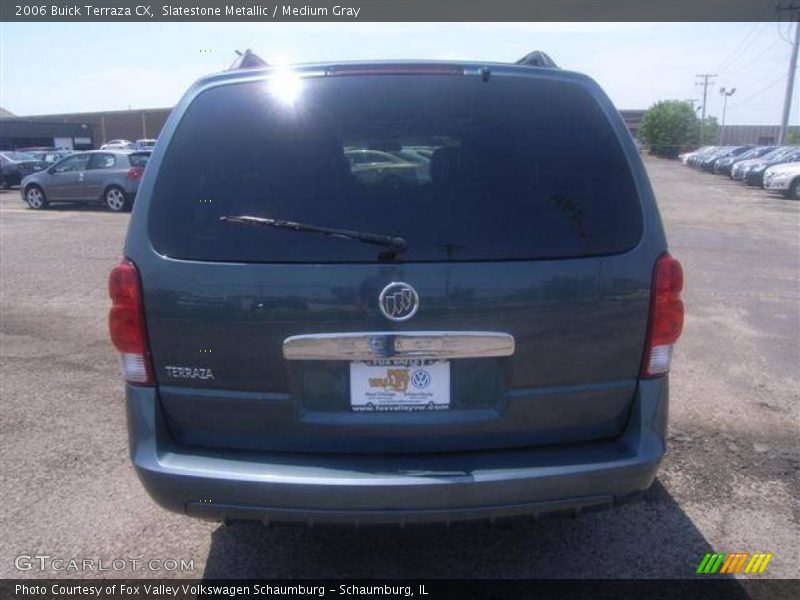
xmin=108 ymin=52 xmax=685 ymax=526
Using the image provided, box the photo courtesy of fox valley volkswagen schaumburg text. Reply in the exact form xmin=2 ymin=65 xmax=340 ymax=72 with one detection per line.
xmin=0 ymin=0 xmax=798 ymax=594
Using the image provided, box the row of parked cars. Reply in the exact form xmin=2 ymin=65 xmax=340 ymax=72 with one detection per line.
xmin=679 ymin=144 xmax=800 ymax=199
xmin=1 ymin=140 xmax=157 ymax=188
xmin=100 ymin=139 xmax=157 ymax=151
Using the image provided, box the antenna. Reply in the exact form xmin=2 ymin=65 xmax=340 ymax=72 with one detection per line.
xmin=515 ymin=51 xmax=559 ymax=69
xmin=228 ymin=49 xmax=269 ymax=71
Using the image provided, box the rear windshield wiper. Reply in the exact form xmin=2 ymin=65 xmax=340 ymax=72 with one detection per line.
xmin=220 ymin=215 xmax=408 ymax=255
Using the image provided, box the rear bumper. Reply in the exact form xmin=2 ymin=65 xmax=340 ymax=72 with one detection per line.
xmin=127 ymin=378 xmax=668 ymax=525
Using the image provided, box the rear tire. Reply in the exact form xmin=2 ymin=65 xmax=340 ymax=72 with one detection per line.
xmin=24 ymin=185 xmax=48 ymax=209
xmin=104 ymin=186 xmax=128 ymax=212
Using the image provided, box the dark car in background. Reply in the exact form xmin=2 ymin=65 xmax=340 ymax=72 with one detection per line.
xmin=687 ymin=146 xmax=722 ymax=167
xmin=689 ymin=145 xmax=744 ymax=171
xmin=28 ymin=149 xmax=74 ymax=165
xmin=0 ymin=151 xmax=47 ymax=189
xmin=713 ymin=145 xmax=776 ymax=175
xmin=698 ymin=145 xmax=751 ymax=172
xmin=111 ymin=56 xmax=683 ymax=526
xmin=20 ymin=150 xmax=150 ymax=211
xmin=731 ymin=146 xmax=793 ymax=180
xmin=743 ymin=146 xmax=800 ymax=187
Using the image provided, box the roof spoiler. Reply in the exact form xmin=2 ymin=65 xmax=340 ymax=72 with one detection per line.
xmin=228 ymin=49 xmax=269 ymax=71
xmin=515 ymin=51 xmax=558 ymax=69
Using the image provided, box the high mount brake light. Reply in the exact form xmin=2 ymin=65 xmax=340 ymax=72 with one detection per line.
xmin=109 ymin=259 xmax=153 ymax=385
xmin=327 ymin=65 xmax=464 ymax=76
xmin=641 ymin=253 xmax=684 ymax=378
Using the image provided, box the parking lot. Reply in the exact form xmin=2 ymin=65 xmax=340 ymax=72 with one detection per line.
xmin=0 ymin=157 xmax=798 ymax=579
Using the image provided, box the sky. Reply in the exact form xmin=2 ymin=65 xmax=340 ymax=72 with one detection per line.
xmin=0 ymin=21 xmax=798 ymax=126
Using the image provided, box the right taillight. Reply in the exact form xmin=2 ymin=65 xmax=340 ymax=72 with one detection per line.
xmin=641 ymin=253 xmax=684 ymax=378
xmin=126 ymin=167 xmax=144 ymax=180
xmin=109 ymin=259 xmax=152 ymax=385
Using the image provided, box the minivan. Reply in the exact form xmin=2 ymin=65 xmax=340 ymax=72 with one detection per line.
xmin=111 ymin=52 xmax=684 ymax=525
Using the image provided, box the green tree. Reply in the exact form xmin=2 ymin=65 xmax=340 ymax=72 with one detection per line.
xmin=787 ymin=128 xmax=800 ymax=144
xmin=638 ymin=100 xmax=703 ymax=158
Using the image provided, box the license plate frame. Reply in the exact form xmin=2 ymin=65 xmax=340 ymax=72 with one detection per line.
xmin=349 ymin=359 xmax=450 ymax=412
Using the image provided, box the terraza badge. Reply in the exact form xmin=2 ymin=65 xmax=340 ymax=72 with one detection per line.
xmin=164 ymin=366 xmax=215 ymax=380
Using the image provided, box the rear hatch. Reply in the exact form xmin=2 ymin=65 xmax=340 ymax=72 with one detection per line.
xmin=133 ymin=67 xmax=657 ymax=454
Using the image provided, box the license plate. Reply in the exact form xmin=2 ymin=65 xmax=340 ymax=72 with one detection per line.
xmin=349 ymin=359 xmax=450 ymax=412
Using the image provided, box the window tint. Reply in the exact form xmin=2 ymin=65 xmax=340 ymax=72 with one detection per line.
xmin=129 ymin=153 xmax=150 ymax=168
xmin=149 ymin=74 xmax=642 ymax=263
xmin=53 ymin=154 xmax=90 ymax=173
xmin=88 ymin=153 xmax=116 ymax=169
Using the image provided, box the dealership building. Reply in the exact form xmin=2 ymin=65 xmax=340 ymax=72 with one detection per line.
xmin=0 ymin=106 xmax=169 ymax=151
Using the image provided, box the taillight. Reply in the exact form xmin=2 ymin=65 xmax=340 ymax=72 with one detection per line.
xmin=641 ymin=253 xmax=684 ymax=378
xmin=126 ymin=167 xmax=144 ymax=180
xmin=109 ymin=259 xmax=152 ymax=385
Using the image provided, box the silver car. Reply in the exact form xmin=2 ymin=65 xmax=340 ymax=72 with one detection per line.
xmin=20 ymin=150 xmax=150 ymax=212
xmin=101 ymin=139 xmax=134 ymax=150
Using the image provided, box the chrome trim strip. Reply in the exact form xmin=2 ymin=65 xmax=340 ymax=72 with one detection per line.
xmin=283 ymin=331 xmax=515 ymax=361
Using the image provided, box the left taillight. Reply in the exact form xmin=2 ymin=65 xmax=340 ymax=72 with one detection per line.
xmin=108 ymin=259 xmax=152 ymax=385
xmin=641 ymin=253 xmax=685 ymax=378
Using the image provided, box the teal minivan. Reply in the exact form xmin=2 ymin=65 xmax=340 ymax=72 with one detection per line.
xmin=110 ymin=52 xmax=684 ymax=525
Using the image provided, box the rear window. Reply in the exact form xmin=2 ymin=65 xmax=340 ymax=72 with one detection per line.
xmin=129 ymin=153 xmax=150 ymax=168
xmin=149 ymin=73 xmax=642 ymax=263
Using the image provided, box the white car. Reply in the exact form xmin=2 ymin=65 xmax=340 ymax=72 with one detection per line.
xmin=763 ymin=161 xmax=800 ymax=199
xmin=679 ymin=146 xmax=716 ymax=165
xmin=100 ymin=139 xmax=134 ymax=150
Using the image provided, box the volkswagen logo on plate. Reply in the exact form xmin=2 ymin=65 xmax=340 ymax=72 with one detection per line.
xmin=378 ymin=282 xmax=419 ymax=322
xmin=411 ymin=369 xmax=431 ymax=389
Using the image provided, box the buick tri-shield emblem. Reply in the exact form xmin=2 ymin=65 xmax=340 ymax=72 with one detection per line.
xmin=378 ymin=282 xmax=419 ymax=322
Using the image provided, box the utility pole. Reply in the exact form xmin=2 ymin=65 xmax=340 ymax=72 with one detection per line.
xmin=696 ymin=73 xmax=717 ymax=144
xmin=776 ymin=5 xmax=800 ymax=144
xmin=719 ymin=87 xmax=737 ymax=144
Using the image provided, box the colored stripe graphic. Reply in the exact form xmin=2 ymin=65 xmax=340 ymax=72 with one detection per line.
xmin=698 ymin=552 xmax=773 ymax=574
xmin=697 ymin=553 xmax=726 ymax=574
xmin=720 ymin=553 xmax=749 ymax=574
xmin=744 ymin=553 xmax=774 ymax=574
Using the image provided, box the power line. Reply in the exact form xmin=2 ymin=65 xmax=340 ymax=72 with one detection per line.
xmin=715 ymin=22 xmax=763 ymax=72
xmin=727 ymin=36 xmax=782 ymax=73
xmin=728 ymin=73 xmax=787 ymax=109
xmin=715 ymin=10 xmax=774 ymax=73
